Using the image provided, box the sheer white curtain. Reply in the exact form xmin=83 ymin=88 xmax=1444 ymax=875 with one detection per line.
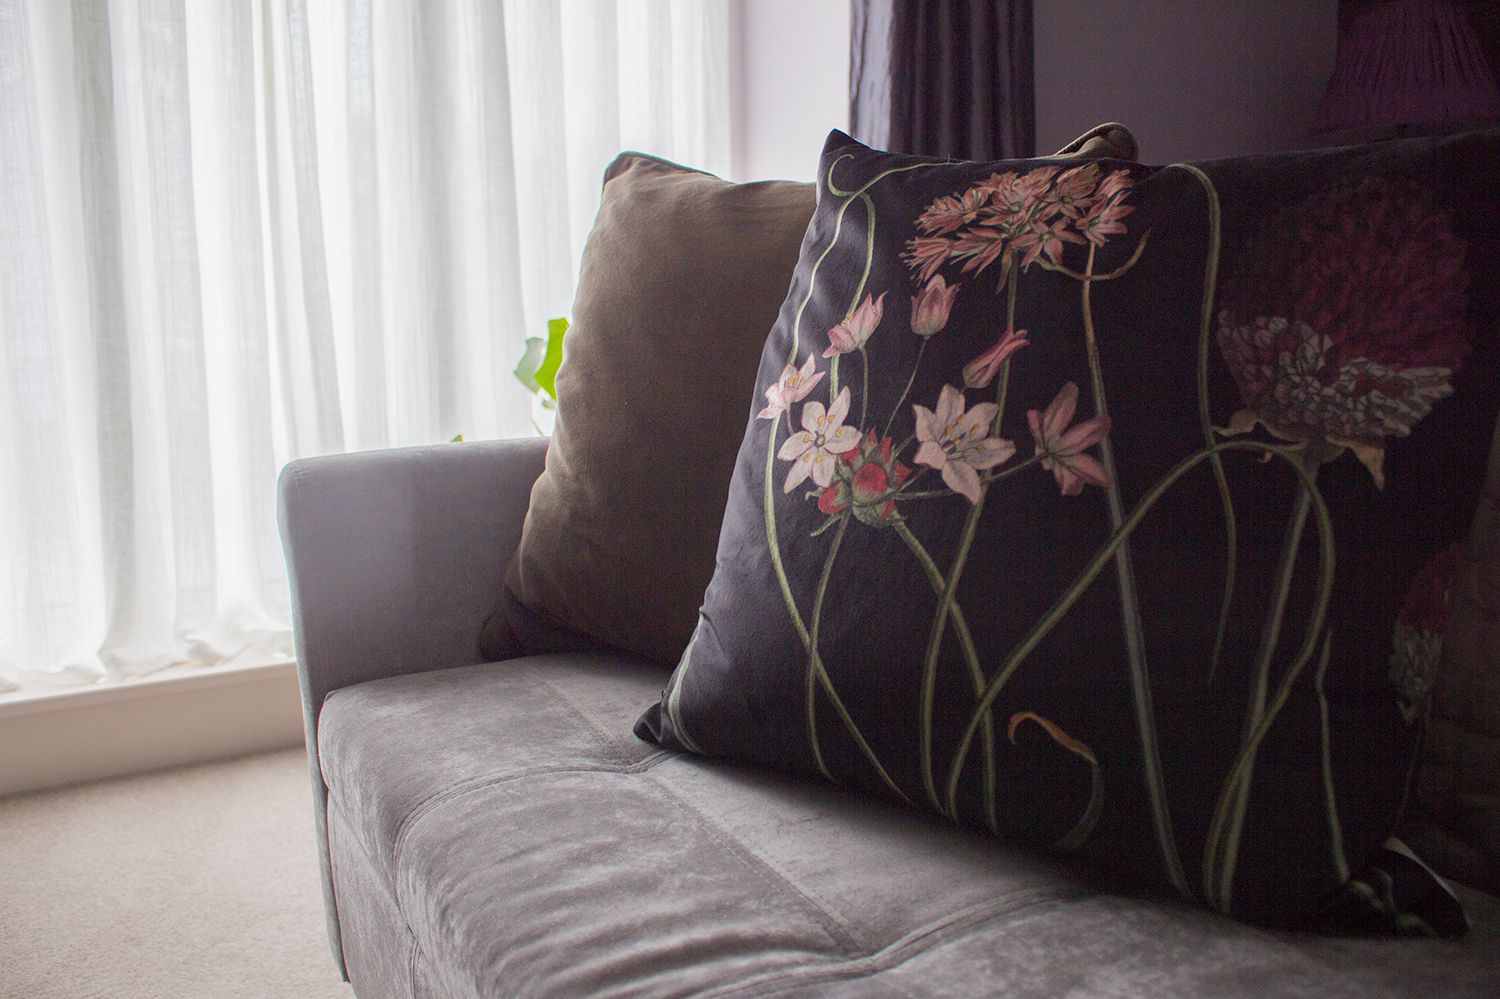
xmin=0 ymin=0 xmax=730 ymax=690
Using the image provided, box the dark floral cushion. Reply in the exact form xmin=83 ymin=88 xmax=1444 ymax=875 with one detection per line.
xmin=638 ymin=129 xmax=1500 ymax=930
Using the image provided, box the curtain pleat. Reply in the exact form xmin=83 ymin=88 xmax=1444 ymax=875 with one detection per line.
xmin=0 ymin=0 xmax=730 ymax=688
xmin=850 ymin=0 xmax=1036 ymax=161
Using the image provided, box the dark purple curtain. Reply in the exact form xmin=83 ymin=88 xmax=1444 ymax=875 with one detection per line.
xmin=850 ymin=0 xmax=1035 ymax=160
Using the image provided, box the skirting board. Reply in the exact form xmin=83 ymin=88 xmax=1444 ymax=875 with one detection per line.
xmin=0 ymin=661 xmax=306 ymax=798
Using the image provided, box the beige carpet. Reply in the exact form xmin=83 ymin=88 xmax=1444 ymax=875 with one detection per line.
xmin=1 ymin=749 xmax=353 ymax=999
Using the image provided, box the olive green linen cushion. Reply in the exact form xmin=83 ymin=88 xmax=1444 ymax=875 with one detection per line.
xmin=484 ymin=152 xmax=817 ymax=665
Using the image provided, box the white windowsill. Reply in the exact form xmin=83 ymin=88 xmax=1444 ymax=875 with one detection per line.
xmin=0 ymin=658 xmax=297 ymax=719
xmin=0 ymin=660 xmax=307 ymax=797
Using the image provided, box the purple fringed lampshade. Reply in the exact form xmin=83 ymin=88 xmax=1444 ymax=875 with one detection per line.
xmin=1316 ymin=0 xmax=1500 ymax=137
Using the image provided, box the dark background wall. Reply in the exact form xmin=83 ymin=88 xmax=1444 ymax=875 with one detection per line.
xmin=1034 ymin=0 xmax=1339 ymax=162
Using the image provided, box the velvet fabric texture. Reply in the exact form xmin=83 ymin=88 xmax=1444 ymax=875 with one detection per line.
xmin=639 ymin=129 xmax=1500 ymax=927
xmin=492 ymin=132 xmax=1139 ymax=669
xmin=318 ymin=653 xmax=1500 ymax=997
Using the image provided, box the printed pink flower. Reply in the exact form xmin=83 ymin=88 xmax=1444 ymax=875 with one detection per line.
xmin=1215 ymin=177 xmax=1471 ymax=487
xmin=757 ymin=354 xmax=825 ymax=420
xmin=1077 ymin=196 xmax=1135 ymax=246
xmin=910 ymin=276 xmax=960 ymax=337
xmin=906 ymin=237 xmax=953 ymax=283
xmin=1388 ymin=541 xmax=1468 ymax=722
xmin=917 ymin=188 xmax=991 ymax=235
xmin=1093 ymin=169 xmax=1133 ymax=204
xmin=1020 ymin=215 xmax=1085 ymax=270
xmin=779 ymin=387 xmax=862 ymax=492
xmin=1042 ymin=163 xmax=1101 ymax=219
xmin=905 ymin=166 xmax=1137 ymax=288
xmin=952 ymin=225 xmax=1013 ymax=277
xmin=824 ymin=292 xmax=887 ymax=357
xmin=818 ymin=431 xmax=912 ymax=527
xmin=963 ymin=326 xmax=1030 ymax=389
xmin=912 ymin=385 xmax=1016 ymax=504
xmin=982 ymin=167 xmax=1055 ymax=215
xmin=1028 ymin=382 xmax=1112 ymax=496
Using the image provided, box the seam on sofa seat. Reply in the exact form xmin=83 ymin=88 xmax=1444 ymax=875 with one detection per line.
xmin=524 ymin=660 xmax=654 ymax=750
xmin=634 ymin=759 xmax=1093 ymax=969
xmin=323 ymin=656 xmax=669 ymax=876
xmin=705 ymin=886 xmax=1098 ymax=999
xmin=328 ymin=793 xmax=442 ymax=999
xmin=388 ymin=753 xmax=672 ymax=867
xmin=644 ymin=770 xmax=867 ymax=958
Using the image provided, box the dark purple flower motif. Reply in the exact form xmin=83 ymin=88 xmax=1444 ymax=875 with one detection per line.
xmin=1388 ymin=541 xmax=1467 ymax=723
xmin=1215 ymin=177 xmax=1472 ymax=487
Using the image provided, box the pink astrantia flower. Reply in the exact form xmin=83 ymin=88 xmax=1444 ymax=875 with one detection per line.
xmin=962 ymin=326 xmax=1030 ymax=389
xmin=824 ymin=292 xmax=887 ymax=357
xmin=757 ymin=354 xmax=826 ymax=420
xmin=779 ymin=387 xmax=862 ymax=492
xmin=912 ymin=384 xmax=1016 ymax=504
xmin=1028 ymin=382 xmax=1113 ymax=496
xmin=910 ymin=276 xmax=960 ymax=337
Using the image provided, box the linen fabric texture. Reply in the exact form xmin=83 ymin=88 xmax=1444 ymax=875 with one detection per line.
xmin=486 ymin=153 xmax=817 ymax=665
xmin=639 ymin=129 xmax=1500 ymax=927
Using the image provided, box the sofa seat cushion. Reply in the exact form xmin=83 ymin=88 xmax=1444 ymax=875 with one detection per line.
xmin=318 ymin=655 xmax=1500 ymax=997
xmin=318 ymin=653 xmax=670 ymax=884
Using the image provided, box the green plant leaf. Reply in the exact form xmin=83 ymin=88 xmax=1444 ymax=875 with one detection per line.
xmin=512 ymin=336 xmax=547 ymax=395
xmin=535 ymin=317 xmax=568 ymax=400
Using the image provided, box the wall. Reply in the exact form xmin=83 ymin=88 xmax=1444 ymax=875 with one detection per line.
xmin=729 ymin=0 xmax=851 ymax=181
xmin=1034 ymin=0 xmax=1339 ymax=163
xmin=727 ymin=1 xmax=1338 ymax=179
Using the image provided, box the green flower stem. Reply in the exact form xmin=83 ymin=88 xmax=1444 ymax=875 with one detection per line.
xmin=916 ymin=261 xmax=1019 ymax=819
xmin=764 ymin=414 xmax=831 ymax=779
xmin=894 ymin=522 xmax=999 ymax=828
xmin=763 ymin=414 xmax=908 ymax=802
xmin=1034 ymin=231 xmax=1152 ymax=282
xmin=883 ymin=339 xmax=928 ymax=439
xmin=916 ymin=462 xmax=994 ymax=816
xmin=945 ymin=441 xmax=1336 ymax=828
xmin=1077 ymin=243 xmax=1191 ymax=900
xmin=1207 ymin=443 xmax=1322 ymax=911
xmin=853 ymin=193 xmax=878 ymax=306
xmin=790 ymin=157 xmax=937 ymax=357
xmin=1314 ymin=629 xmax=1350 ymax=884
xmin=806 ymin=517 xmax=850 ymax=781
xmin=1172 ymin=162 xmax=1236 ymax=683
xmin=1201 ymin=479 xmax=1336 ymax=912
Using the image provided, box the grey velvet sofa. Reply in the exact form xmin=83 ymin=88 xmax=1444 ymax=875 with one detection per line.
xmin=280 ymin=437 xmax=1500 ymax=998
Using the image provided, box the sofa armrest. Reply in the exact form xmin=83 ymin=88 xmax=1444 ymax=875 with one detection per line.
xmin=279 ymin=436 xmax=546 ymax=716
xmin=277 ymin=435 xmax=546 ymax=978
